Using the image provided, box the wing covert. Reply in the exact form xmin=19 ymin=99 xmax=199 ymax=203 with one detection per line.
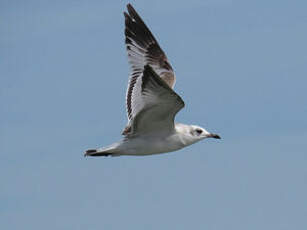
xmin=125 ymin=65 xmax=184 ymax=136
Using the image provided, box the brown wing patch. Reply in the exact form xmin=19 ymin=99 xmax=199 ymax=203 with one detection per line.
xmin=124 ymin=4 xmax=177 ymax=128
xmin=124 ymin=4 xmax=175 ymax=88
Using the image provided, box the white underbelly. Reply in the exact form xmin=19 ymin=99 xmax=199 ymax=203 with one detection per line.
xmin=117 ymin=134 xmax=184 ymax=156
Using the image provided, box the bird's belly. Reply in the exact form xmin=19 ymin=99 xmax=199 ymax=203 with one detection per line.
xmin=119 ymin=135 xmax=184 ymax=156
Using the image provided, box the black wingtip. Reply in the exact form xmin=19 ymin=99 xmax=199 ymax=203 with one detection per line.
xmin=124 ymin=4 xmax=134 ymax=18
xmin=126 ymin=3 xmax=135 ymax=14
xmin=123 ymin=11 xmax=129 ymax=18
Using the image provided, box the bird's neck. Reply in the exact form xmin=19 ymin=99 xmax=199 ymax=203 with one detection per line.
xmin=174 ymin=123 xmax=199 ymax=147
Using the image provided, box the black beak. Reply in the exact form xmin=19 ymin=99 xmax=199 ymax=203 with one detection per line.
xmin=208 ymin=133 xmax=221 ymax=139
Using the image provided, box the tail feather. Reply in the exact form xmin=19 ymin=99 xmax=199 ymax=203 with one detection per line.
xmin=84 ymin=149 xmax=112 ymax=157
xmin=84 ymin=142 xmax=122 ymax=157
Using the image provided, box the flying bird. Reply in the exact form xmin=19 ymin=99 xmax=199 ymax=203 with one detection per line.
xmin=85 ymin=4 xmax=220 ymax=157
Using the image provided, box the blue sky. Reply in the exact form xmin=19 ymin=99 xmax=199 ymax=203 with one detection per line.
xmin=1 ymin=0 xmax=307 ymax=229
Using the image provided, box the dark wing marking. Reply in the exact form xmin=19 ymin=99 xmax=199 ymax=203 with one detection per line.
xmin=124 ymin=4 xmax=176 ymax=122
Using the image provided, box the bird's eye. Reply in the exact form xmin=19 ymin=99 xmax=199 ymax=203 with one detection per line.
xmin=196 ymin=129 xmax=203 ymax=135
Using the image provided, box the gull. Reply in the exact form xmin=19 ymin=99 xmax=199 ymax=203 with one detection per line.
xmin=84 ymin=4 xmax=220 ymax=157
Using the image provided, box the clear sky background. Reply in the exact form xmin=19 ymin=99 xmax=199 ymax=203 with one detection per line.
xmin=1 ymin=0 xmax=307 ymax=229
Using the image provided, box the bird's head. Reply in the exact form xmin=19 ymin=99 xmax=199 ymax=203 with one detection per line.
xmin=189 ymin=125 xmax=221 ymax=141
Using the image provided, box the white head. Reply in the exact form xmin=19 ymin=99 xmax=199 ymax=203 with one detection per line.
xmin=175 ymin=124 xmax=221 ymax=146
xmin=189 ymin=125 xmax=221 ymax=141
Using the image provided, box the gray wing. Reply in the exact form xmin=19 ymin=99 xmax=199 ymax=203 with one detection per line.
xmin=126 ymin=65 xmax=184 ymax=136
xmin=124 ymin=4 xmax=176 ymax=122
